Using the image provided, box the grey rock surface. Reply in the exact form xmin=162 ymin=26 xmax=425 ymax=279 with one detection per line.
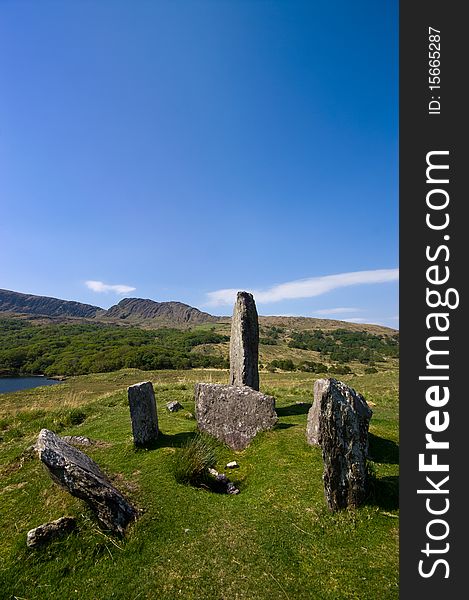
xmin=128 ymin=381 xmax=159 ymax=446
xmin=305 ymin=379 xmax=330 ymax=446
xmin=229 ymin=292 xmax=259 ymax=390
xmin=166 ymin=401 xmax=184 ymax=412
xmin=35 ymin=429 xmax=137 ymax=535
xmin=195 ymin=383 xmax=277 ymax=450
xmin=208 ymin=468 xmax=240 ymax=495
xmin=61 ymin=435 xmax=95 ymax=447
xmin=27 ymin=516 xmax=76 ymax=548
xmin=316 ymin=379 xmax=372 ymax=511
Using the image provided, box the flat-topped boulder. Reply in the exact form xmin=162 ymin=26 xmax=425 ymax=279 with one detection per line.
xmin=229 ymin=291 xmax=259 ymax=390
xmin=35 ymin=429 xmax=137 ymax=535
xmin=313 ymin=379 xmax=372 ymax=510
xmin=195 ymin=383 xmax=277 ymax=450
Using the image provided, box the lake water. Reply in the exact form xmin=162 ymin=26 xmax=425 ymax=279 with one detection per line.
xmin=0 ymin=376 xmax=62 ymax=394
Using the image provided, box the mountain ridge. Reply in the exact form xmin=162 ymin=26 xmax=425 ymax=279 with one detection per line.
xmin=0 ymin=288 xmax=397 ymax=335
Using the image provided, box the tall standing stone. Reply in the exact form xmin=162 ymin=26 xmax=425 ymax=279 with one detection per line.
xmin=128 ymin=381 xmax=159 ymax=446
xmin=229 ymin=291 xmax=259 ymax=390
xmin=316 ymin=378 xmax=372 ymax=511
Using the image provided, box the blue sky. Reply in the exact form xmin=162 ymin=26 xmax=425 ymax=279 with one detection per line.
xmin=0 ymin=1 xmax=398 ymax=327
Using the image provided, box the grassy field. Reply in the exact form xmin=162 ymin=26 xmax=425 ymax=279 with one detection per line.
xmin=0 ymin=368 xmax=399 ymax=600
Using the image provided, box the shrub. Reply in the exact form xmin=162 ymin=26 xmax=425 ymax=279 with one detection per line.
xmin=298 ymin=360 xmax=329 ymax=373
xmin=172 ymin=434 xmax=218 ymax=486
xmin=268 ymin=359 xmax=296 ymax=372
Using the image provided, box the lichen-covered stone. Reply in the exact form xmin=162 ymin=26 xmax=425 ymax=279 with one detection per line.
xmin=35 ymin=429 xmax=137 ymax=535
xmin=229 ymin=292 xmax=259 ymax=390
xmin=316 ymin=379 xmax=372 ymax=510
xmin=27 ymin=516 xmax=76 ymax=548
xmin=128 ymin=381 xmax=159 ymax=446
xmin=305 ymin=379 xmax=329 ymax=446
xmin=195 ymin=383 xmax=277 ymax=450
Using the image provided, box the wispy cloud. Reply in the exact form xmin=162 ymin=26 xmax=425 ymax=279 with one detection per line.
xmin=312 ymin=307 xmax=361 ymax=316
xmin=341 ymin=317 xmax=370 ymax=324
xmin=342 ymin=317 xmax=385 ymax=326
xmin=206 ymin=268 xmax=399 ymax=307
xmin=85 ymin=280 xmax=136 ymax=294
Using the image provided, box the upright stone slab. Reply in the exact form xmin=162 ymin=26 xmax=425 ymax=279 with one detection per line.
xmin=306 ymin=379 xmax=329 ymax=446
xmin=128 ymin=381 xmax=159 ymax=446
xmin=195 ymin=383 xmax=277 ymax=450
xmin=316 ymin=379 xmax=372 ymax=511
xmin=229 ymin=291 xmax=259 ymax=390
xmin=35 ymin=429 xmax=137 ymax=535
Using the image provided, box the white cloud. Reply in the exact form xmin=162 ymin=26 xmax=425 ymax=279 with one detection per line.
xmin=312 ymin=307 xmax=361 ymax=316
xmin=341 ymin=317 xmax=369 ymax=323
xmin=206 ymin=268 xmax=399 ymax=306
xmin=85 ymin=280 xmax=136 ymax=294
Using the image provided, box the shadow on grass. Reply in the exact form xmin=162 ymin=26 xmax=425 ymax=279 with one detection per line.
xmin=275 ymin=422 xmax=297 ymax=430
xmin=368 ymin=433 xmax=399 ymax=464
xmin=276 ymin=403 xmax=312 ymax=417
xmin=365 ymin=475 xmax=399 ymax=511
xmin=134 ymin=430 xmax=196 ymax=451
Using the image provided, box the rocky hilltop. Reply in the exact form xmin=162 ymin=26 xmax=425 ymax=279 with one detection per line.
xmin=0 ymin=288 xmax=102 ymax=319
xmin=104 ymin=298 xmax=218 ymax=325
xmin=0 ymin=288 xmax=217 ymax=327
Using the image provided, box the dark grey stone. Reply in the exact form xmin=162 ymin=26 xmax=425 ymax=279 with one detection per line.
xmin=226 ymin=482 xmax=240 ymax=495
xmin=195 ymin=383 xmax=277 ymax=450
xmin=35 ymin=429 xmax=137 ymax=535
xmin=127 ymin=381 xmax=158 ymax=446
xmin=27 ymin=516 xmax=76 ymax=548
xmin=166 ymin=401 xmax=184 ymax=412
xmin=316 ymin=379 xmax=372 ymax=511
xmin=229 ymin=291 xmax=259 ymax=390
xmin=208 ymin=468 xmax=240 ymax=495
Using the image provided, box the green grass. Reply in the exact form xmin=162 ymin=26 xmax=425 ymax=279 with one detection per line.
xmin=0 ymin=368 xmax=399 ymax=599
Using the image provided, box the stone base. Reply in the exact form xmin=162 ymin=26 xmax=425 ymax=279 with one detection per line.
xmin=195 ymin=383 xmax=277 ymax=450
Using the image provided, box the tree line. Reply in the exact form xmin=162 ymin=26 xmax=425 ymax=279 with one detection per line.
xmin=0 ymin=319 xmax=229 ymax=376
xmin=287 ymin=328 xmax=399 ymax=364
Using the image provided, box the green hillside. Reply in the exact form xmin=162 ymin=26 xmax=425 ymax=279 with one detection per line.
xmin=0 ymin=368 xmax=399 ymax=599
xmin=0 ymin=317 xmax=398 ymax=378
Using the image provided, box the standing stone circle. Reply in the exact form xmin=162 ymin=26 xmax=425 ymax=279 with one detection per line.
xmin=195 ymin=383 xmax=277 ymax=450
xmin=229 ymin=291 xmax=259 ymax=390
xmin=315 ymin=378 xmax=372 ymax=510
xmin=35 ymin=429 xmax=137 ymax=535
xmin=128 ymin=381 xmax=159 ymax=446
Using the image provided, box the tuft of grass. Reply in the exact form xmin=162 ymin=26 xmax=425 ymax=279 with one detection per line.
xmin=68 ymin=408 xmax=87 ymax=426
xmin=172 ymin=433 xmax=218 ymax=486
